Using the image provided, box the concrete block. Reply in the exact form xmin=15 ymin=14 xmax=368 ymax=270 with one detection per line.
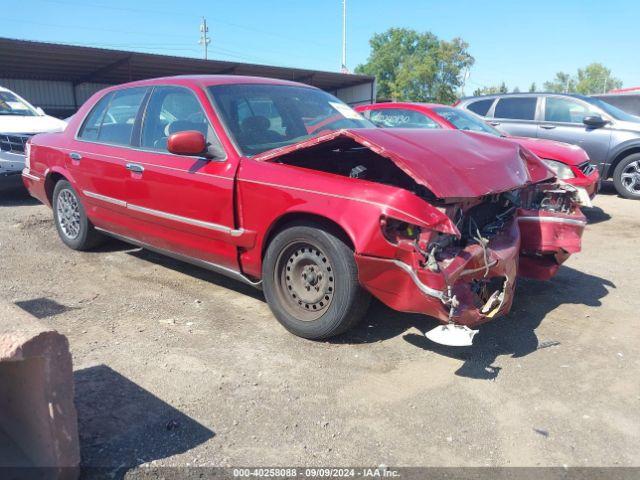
xmin=0 ymin=303 xmax=79 ymax=478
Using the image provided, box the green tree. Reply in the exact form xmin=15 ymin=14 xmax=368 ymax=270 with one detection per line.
xmin=543 ymin=72 xmax=575 ymax=93
xmin=499 ymin=81 xmax=508 ymax=93
xmin=529 ymin=82 xmax=537 ymax=92
xmin=543 ymin=64 xmax=623 ymax=94
xmin=575 ymin=63 xmax=622 ymax=94
xmin=512 ymin=86 xmax=521 ymax=93
xmin=472 ymin=85 xmax=502 ymax=96
xmin=355 ymin=28 xmax=474 ymax=103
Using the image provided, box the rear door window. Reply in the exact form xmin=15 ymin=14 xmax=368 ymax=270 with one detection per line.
xmin=367 ymin=108 xmax=440 ymax=129
xmin=78 ymin=92 xmax=113 ymax=141
xmin=79 ymin=87 xmax=147 ymax=145
xmin=466 ymin=98 xmax=494 ymax=116
xmin=494 ymin=97 xmax=537 ymax=120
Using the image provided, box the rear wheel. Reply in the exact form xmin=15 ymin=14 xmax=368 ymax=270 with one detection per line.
xmin=52 ymin=180 xmax=105 ymax=250
xmin=613 ymin=153 xmax=640 ymax=199
xmin=262 ymin=224 xmax=370 ymax=340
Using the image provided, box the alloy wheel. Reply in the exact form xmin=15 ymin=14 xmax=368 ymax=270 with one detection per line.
xmin=620 ymin=160 xmax=640 ymax=195
xmin=56 ymin=189 xmax=81 ymax=239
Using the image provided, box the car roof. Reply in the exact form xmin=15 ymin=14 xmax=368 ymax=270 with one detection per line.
xmin=361 ymin=101 xmax=452 ymax=110
xmin=100 ymin=75 xmax=315 ymax=91
xmin=460 ymin=92 xmax=591 ymax=102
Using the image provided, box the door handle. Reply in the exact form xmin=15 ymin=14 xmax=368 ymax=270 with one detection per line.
xmin=69 ymin=152 xmax=82 ymax=161
xmin=489 ymin=121 xmax=501 ymax=126
xmin=126 ymin=163 xmax=144 ymax=173
xmin=540 ymin=124 xmax=556 ymax=130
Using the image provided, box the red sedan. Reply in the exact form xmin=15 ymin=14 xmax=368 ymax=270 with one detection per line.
xmin=356 ymin=102 xmax=600 ymax=206
xmin=23 ymin=76 xmax=586 ymax=346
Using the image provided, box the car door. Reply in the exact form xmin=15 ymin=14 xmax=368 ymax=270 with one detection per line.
xmin=69 ymin=87 xmax=148 ymax=232
xmin=537 ymin=95 xmax=612 ymax=172
xmin=121 ymin=85 xmax=241 ymax=270
xmin=487 ymin=96 xmax=539 ymax=138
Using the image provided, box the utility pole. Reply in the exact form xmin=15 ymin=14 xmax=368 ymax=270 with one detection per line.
xmin=199 ymin=17 xmax=211 ymax=60
xmin=341 ymin=0 xmax=348 ymax=73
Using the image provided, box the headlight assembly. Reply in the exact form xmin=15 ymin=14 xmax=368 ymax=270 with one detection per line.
xmin=542 ymin=159 xmax=575 ymax=179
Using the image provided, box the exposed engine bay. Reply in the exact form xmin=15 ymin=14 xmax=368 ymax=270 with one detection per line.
xmin=273 ymin=138 xmax=437 ymax=200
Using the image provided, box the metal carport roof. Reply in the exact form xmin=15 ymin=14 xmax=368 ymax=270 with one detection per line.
xmin=0 ymin=37 xmax=373 ymax=91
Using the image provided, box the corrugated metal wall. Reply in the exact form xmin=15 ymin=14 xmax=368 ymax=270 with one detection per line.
xmin=0 ymin=78 xmax=111 ymax=118
xmin=0 ymin=78 xmax=74 ymax=110
xmin=1 ymin=77 xmax=375 ymax=117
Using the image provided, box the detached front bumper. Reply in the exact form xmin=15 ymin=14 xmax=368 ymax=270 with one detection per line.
xmin=356 ymin=220 xmax=521 ymax=329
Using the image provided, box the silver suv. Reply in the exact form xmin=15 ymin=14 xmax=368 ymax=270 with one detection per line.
xmin=457 ymin=93 xmax=640 ymax=199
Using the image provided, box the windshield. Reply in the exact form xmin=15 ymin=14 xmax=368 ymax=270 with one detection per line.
xmin=0 ymin=91 xmax=37 ymax=116
xmin=585 ymin=97 xmax=640 ymax=122
xmin=432 ymin=106 xmax=503 ymax=136
xmin=208 ymin=84 xmax=374 ymax=156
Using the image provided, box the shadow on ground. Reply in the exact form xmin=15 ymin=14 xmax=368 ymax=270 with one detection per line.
xmin=0 ymin=188 xmax=39 ymax=207
xmin=75 ymin=365 xmax=214 ymax=479
xmin=337 ymin=265 xmax=615 ymax=380
xmin=126 ymin=248 xmax=264 ymax=301
xmin=583 ymin=206 xmax=611 ymax=225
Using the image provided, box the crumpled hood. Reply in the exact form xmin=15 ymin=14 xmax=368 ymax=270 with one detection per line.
xmin=512 ymin=136 xmax=589 ymax=166
xmin=0 ymin=115 xmax=67 ymax=134
xmin=255 ymin=128 xmax=552 ymax=199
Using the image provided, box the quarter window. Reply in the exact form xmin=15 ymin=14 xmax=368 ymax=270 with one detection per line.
xmin=141 ymin=86 xmax=223 ymax=156
xmin=466 ymin=99 xmax=494 ymax=116
xmin=368 ymin=109 xmax=440 ymax=129
xmin=545 ymin=97 xmax=599 ymax=123
xmin=494 ymin=97 xmax=537 ymax=120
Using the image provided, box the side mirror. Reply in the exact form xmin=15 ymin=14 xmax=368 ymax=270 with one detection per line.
xmin=583 ymin=115 xmax=607 ymax=127
xmin=167 ymin=130 xmax=207 ymax=157
xmin=35 ymin=107 xmax=45 ymax=116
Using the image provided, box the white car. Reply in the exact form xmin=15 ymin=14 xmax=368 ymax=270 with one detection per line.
xmin=1 ymin=86 xmax=67 ymax=190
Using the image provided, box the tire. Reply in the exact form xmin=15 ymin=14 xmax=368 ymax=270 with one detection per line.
xmin=52 ymin=180 xmax=105 ymax=250
xmin=262 ymin=223 xmax=370 ymax=340
xmin=613 ymin=153 xmax=640 ymax=199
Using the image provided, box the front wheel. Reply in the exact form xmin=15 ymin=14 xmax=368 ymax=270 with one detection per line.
xmin=262 ymin=224 xmax=370 ymax=340
xmin=52 ymin=180 xmax=105 ymax=250
xmin=613 ymin=153 xmax=640 ymax=199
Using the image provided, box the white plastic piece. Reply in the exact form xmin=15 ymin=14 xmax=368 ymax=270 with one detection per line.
xmin=425 ymin=324 xmax=478 ymax=347
xmin=575 ymin=186 xmax=593 ymax=208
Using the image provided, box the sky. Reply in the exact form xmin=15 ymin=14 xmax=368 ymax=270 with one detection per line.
xmin=2 ymin=0 xmax=638 ymax=92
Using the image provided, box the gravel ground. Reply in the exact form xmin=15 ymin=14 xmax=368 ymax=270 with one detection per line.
xmin=0 ymin=183 xmax=638 ymax=473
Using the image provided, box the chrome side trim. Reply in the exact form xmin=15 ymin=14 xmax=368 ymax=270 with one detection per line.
xmin=517 ymin=216 xmax=587 ymax=227
xmin=22 ymin=171 xmax=41 ymax=182
xmin=126 ymin=203 xmax=244 ymax=235
xmin=83 ymin=190 xmax=127 ymax=207
xmin=82 ymin=190 xmax=244 ymax=236
xmin=95 ymin=227 xmax=262 ymax=289
xmin=390 ymin=259 xmax=446 ymax=301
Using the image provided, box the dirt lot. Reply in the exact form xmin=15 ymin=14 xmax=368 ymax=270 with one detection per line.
xmin=1 ymin=183 xmax=638 ymax=473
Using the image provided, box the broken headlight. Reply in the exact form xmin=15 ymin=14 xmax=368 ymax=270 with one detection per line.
xmin=542 ymin=159 xmax=575 ymax=179
xmin=380 ymin=216 xmax=420 ymax=244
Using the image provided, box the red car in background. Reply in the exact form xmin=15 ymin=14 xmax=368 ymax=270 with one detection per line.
xmin=23 ymin=76 xmax=586 ymax=346
xmin=356 ymin=102 xmax=600 ymax=206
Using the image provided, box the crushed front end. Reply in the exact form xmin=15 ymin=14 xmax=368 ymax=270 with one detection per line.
xmin=356 ymin=182 xmax=585 ymax=331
